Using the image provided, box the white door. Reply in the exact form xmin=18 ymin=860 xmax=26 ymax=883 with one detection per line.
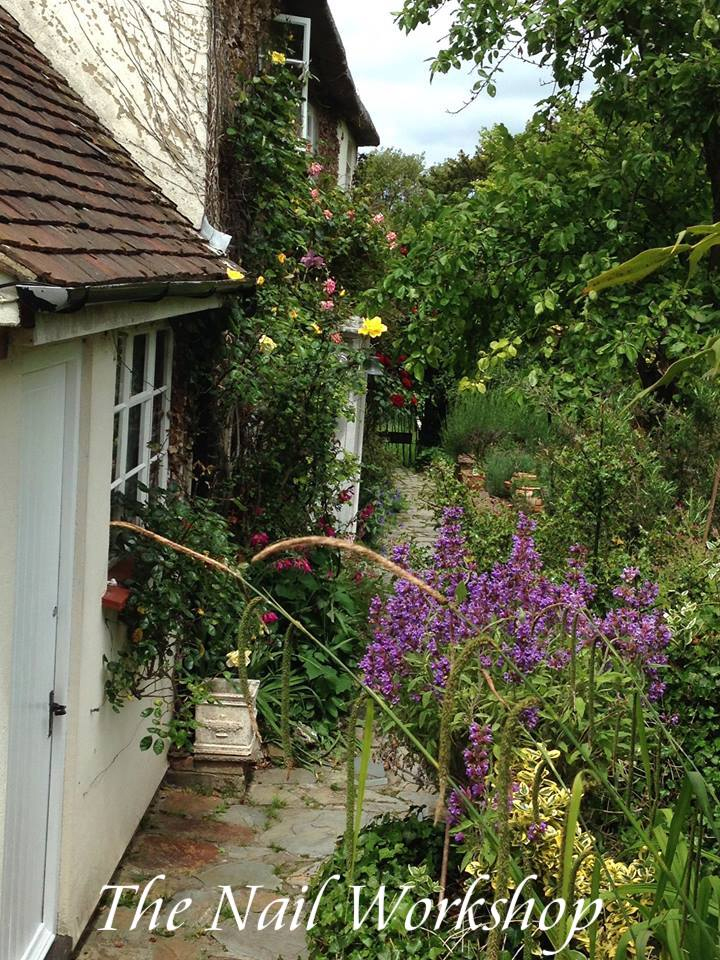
xmin=1 ymin=354 xmax=78 ymax=960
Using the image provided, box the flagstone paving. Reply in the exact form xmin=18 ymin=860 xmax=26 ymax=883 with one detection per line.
xmin=382 ymin=467 xmax=438 ymax=551
xmin=77 ymin=468 xmax=439 ymax=960
xmin=77 ymin=762 xmax=434 ymax=960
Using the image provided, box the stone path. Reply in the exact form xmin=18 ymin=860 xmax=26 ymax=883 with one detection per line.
xmin=77 ymin=762 xmax=433 ymax=960
xmin=383 ymin=467 xmax=437 ymax=551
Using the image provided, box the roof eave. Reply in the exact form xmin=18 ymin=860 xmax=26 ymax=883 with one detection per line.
xmin=16 ymin=277 xmax=253 ymax=314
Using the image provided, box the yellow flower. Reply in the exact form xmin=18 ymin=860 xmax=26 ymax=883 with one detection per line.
xmin=358 ymin=316 xmax=388 ymax=338
xmin=258 ymin=334 xmax=277 ymax=353
xmin=289 ymin=308 xmax=299 ymax=320
xmin=270 ymin=51 xmax=286 ymax=65
xmin=311 ymin=322 xmax=322 ymax=335
xmin=277 ymin=252 xmax=287 ymax=264
xmin=197 ymin=608 xmax=205 ymax=617
xmin=227 ymin=267 xmax=246 ymax=281
xmin=256 ymin=275 xmax=265 ymax=286
xmin=339 ymin=289 xmax=347 ymax=297
xmin=226 ymin=649 xmax=251 ymax=668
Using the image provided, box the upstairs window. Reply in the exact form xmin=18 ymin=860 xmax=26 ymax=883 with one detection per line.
xmin=273 ymin=14 xmax=312 ymax=140
xmin=111 ymin=327 xmax=173 ymax=509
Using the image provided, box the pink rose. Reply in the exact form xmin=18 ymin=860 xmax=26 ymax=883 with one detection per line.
xmin=250 ymin=532 xmax=270 ymax=548
xmin=320 ymin=300 xmax=334 ymax=311
xmin=324 ymin=278 xmax=337 ymax=295
xmin=323 ymin=209 xmax=333 ymax=220
xmin=372 ymin=213 xmax=385 ymax=224
xmin=309 ymin=162 xmax=324 ymax=177
xmin=310 ymin=188 xmax=320 ymax=201
xmin=261 ymin=611 xmax=279 ymax=625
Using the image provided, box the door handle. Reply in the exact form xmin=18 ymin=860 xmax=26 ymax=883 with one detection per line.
xmin=48 ymin=690 xmax=67 ymax=737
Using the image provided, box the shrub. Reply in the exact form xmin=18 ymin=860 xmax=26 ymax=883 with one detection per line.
xmin=483 ymin=446 xmax=537 ymax=497
xmin=106 ymin=490 xmax=379 ymax=755
xmin=307 ymin=812 xmax=451 ymax=959
xmin=441 ymin=389 xmax=551 ymax=460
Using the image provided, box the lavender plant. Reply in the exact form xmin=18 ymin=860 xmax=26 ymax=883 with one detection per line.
xmin=361 ymin=508 xmax=672 ymax=831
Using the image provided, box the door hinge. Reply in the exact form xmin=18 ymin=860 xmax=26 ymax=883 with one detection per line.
xmin=48 ymin=690 xmax=67 ymax=738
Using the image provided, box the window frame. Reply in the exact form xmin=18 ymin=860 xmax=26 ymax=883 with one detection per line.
xmin=274 ymin=14 xmax=312 ymax=140
xmin=111 ymin=325 xmax=174 ymax=504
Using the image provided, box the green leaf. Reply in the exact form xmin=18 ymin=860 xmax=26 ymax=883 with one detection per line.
xmin=584 ymin=244 xmax=691 ymax=294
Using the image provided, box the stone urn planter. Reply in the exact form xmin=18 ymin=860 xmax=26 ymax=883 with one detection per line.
xmin=194 ymin=678 xmax=261 ymax=762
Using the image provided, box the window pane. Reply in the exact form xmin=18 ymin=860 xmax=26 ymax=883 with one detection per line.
xmin=273 ymin=19 xmax=306 ymax=62
xmin=151 ymin=394 xmax=165 ymax=449
xmin=114 ymin=337 xmax=126 ymax=405
xmin=112 ymin=412 xmax=120 ymax=481
xmin=154 ymin=330 xmax=167 ymax=388
xmin=126 ymin=404 xmax=142 ymax=472
xmin=131 ymin=335 xmax=147 ymax=395
xmin=125 ymin=473 xmax=139 ymax=508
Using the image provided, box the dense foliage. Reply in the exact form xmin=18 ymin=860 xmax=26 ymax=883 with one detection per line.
xmin=206 ymin=53 xmax=392 ymax=539
xmin=364 ymin=106 xmax=716 ymax=398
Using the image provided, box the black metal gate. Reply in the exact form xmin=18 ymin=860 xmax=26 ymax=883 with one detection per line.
xmin=378 ymin=409 xmax=420 ymax=466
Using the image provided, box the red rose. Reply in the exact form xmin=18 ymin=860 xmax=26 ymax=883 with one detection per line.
xmin=400 ymin=374 xmax=412 ymax=389
xmin=400 ymin=245 xmax=409 ymax=256
xmin=390 ymin=394 xmax=405 ymax=408
xmin=411 ymin=395 xmax=418 ymax=406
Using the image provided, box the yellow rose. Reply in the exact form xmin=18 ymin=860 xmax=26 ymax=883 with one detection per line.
xmin=289 ymin=308 xmax=299 ymax=320
xmin=270 ymin=51 xmax=286 ymax=65
xmin=358 ymin=316 xmax=388 ymax=338
xmin=311 ymin=322 xmax=322 ymax=335
xmin=258 ymin=334 xmax=277 ymax=353
xmin=226 ymin=649 xmax=251 ymax=668
xmin=277 ymin=252 xmax=287 ymax=264
xmin=256 ymin=275 xmax=265 ymax=286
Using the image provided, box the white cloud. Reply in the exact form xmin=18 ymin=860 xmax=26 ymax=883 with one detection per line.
xmin=329 ymin=0 xmax=552 ymax=164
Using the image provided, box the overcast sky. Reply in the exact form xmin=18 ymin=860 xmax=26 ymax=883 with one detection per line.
xmin=330 ymin=0 xmax=553 ymax=166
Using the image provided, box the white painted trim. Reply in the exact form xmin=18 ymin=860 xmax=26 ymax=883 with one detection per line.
xmin=0 ymin=274 xmax=19 ymax=327
xmin=32 ymin=294 xmax=222 ymax=345
xmin=274 ymin=14 xmax=312 ymax=139
xmin=16 ymin=924 xmax=55 ymax=960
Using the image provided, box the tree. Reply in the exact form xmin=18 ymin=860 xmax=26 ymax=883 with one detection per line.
xmin=354 ymin=148 xmax=426 ymax=225
xmin=397 ymin=0 xmax=720 ymax=219
xmin=423 ymin=145 xmax=490 ymax=197
xmin=365 ymin=104 xmax=713 ymax=398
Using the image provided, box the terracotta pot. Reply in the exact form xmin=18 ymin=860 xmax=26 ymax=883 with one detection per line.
xmin=515 ymin=486 xmax=544 ymax=513
xmin=463 ymin=472 xmax=486 ymax=492
xmin=513 ymin=472 xmax=540 ymax=488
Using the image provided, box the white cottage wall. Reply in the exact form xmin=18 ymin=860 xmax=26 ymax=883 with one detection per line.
xmin=2 ymin=0 xmax=211 ymax=226
xmin=56 ymin=332 xmax=167 ymax=942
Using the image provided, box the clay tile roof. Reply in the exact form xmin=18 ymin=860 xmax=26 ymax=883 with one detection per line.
xmin=0 ymin=5 xmax=234 ymax=287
